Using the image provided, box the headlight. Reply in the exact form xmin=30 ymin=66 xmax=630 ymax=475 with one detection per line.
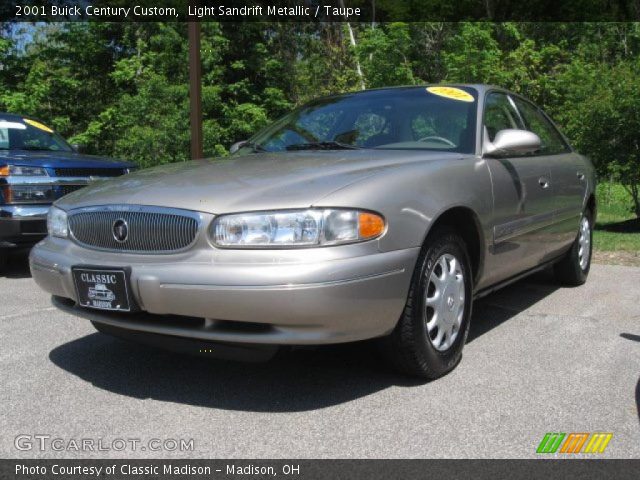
xmin=0 ymin=165 xmax=49 ymax=176
xmin=1 ymin=185 xmax=55 ymax=203
xmin=47 ymin=206 xmax=68 ymax=238
xmin=210 ymin=209 xmax=385 ymax=248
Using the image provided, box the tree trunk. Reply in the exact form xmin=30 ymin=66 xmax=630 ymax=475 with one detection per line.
xmin=340 ymin=0 xmax=365 ymax=90
xmin=632 ymin=185 xmax=640 ymax=218
xmin=623 ymin=183 xmax=640 ymax=218
xmin=371 ymin=0 xmax=376 ymax=28
xmin=346 ymin=22 xmax=365 ymax=90
xmin=484 ymin=0 xmax=494 ymax=19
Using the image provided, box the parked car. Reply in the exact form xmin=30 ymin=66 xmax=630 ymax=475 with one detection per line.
xmin=30 ymin=85 xmax=595 ymax=378
xmin=0 ymin=113 xmax=134 ymax=270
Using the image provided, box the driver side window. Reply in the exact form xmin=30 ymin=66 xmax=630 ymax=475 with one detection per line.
xmin=483 ymin=93 xmax=524 ymax=142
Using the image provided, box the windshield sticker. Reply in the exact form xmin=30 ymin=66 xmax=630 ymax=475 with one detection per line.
xmin=23 ymin=118 xmax=54 ymax=133
xmin=0 ymin=121 xmax=27 ymax=130
xmin=426 ymin=87 xmax=475 ymax=102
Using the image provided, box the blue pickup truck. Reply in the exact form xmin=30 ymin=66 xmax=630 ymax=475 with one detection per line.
xmin=0 ymin=112 xmax=134 ymax=270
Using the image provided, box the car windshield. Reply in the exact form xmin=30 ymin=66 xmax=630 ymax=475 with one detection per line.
xmin=0 ymin=117 xmax=73 ymax=152
xmin=244 ymin=87 xmax=478 ymax=154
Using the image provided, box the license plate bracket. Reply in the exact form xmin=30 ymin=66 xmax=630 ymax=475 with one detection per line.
xmin=72 ymin=267 xmax=132 ymax=312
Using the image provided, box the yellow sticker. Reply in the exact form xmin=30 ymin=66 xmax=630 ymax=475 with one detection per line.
xmin=23 ymin=118 xmax=54 ymax=133
xmin=426 ymin=86 xmax=475 ymax=103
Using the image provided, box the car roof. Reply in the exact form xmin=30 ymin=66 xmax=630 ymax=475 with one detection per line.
xmin=0 ymin=112 xmax=50 ymax=124
xmin=356 ymin=84 xmax=498 ymax=93
xmin=311 ymin=84 xmax=509 ymax=103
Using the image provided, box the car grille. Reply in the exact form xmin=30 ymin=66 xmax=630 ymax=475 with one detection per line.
xmin=54 ymin=168 xmax=126 ymax=177
xmin=20 ymin=220 xmax=47 ymax=235
xmin=58 ymin=185 xmax=86 ymax=197
xmin=68 ymin=207 xmax=200 ymax=253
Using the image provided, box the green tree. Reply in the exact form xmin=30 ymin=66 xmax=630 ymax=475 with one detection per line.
xmin=357 ymin=23 xmax=418 ymax=87
xmin=1 ymin=19 xmax=639 ymax=219
xmin=558 ymin=61 xmax=640 ymax=216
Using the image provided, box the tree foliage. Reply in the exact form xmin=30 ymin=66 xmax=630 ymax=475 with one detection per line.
xmin=1 ymin=21 xmax=639 ymax=214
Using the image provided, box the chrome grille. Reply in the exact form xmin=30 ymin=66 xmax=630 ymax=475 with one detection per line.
xmin=68 ymin=206 xmax=200 ymax=253
xmin=58 ymin=185 xmax=86 ymax=197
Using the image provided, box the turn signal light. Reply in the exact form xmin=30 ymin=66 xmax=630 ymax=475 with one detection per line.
xmin=359 ymin=212 xmax=385 ymax=239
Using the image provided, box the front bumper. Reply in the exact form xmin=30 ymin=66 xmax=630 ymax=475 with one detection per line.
xmin=0 ymin=205 xmax=49 ymax=248
xmin=30 ymin=236 xmax=419 ymax=345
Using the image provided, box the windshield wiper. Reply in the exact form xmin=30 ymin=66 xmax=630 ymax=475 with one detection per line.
xmin=244 ymin=141 xmax=267 ymax=153
xmin=17 ymin=147 xmax=55 ymax=151
xmin=286 ymin=141 xmax=360 ymax=151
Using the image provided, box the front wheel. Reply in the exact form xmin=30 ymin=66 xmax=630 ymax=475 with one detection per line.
xmin=383 ymin=228 xmax=473 ymax=379
xmin=554 ymin=211 xmax=593 ymax=286
xmin=0 ymin=251 xmax=7 ymax=274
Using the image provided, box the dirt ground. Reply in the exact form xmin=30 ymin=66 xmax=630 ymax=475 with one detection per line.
xmin=593 ymin=249 xmax=640 ymax=267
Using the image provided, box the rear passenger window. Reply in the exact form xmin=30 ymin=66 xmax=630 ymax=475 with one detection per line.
xmin=483 ymin=93 xmax=524 ymax=142
xmin=511 ymin=97 xmax=570 ymax=155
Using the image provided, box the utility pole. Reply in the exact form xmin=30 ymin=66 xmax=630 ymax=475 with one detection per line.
xmin=188 ymin=22 xmax=203 ymax=160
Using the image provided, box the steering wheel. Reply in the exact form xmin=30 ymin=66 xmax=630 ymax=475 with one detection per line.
xmin=417 ymin=135 xmax=456 ymax=147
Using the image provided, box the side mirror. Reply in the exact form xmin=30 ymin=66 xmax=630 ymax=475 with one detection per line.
xmin=229 ymin=140 xmax=247 ymax=155
xmin=483 ymin=129 xmax=541 ymax=157
xmin=71 ymin=144 xmax=85 ymax=153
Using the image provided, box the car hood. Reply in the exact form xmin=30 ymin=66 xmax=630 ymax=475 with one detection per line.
xmin=55 ymin=150 xmax=462 ymax=214
xmin=0 ymin=150 xmax=134 ymax=169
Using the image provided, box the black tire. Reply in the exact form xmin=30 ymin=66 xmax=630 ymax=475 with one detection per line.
xmin=0 ymin=251 xmax=7 ymax=273
xmin=553 ymin=210 xmax=593 ymax=286
xmin=91 ymin=321 xmax=108 ymax=334
xmin=383 ymin=227 xmax=473 ymax=379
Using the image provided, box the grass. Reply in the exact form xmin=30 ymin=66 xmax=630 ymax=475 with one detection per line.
xmin=593 ymin=183 xmax=640 ymax=252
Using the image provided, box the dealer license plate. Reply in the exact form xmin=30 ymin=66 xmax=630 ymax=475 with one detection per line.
xmin=72 ymin=268 xmax=131 ymax=312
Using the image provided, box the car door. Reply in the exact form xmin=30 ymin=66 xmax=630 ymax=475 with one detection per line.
xmin=482 ymin=92 xmax=557 ymax=285
xmin=511 ymin=96 xmax=586 ymax=256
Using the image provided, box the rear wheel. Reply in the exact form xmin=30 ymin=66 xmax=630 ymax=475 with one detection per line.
xmin=383 ymin=228 xmax=473 ymax=379
xmin=554 ymin=210 xmax=592 ymax=286
xmin=0 ymin=250 xmax=7 ymax=273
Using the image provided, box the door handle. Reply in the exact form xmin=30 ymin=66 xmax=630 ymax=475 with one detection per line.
xmin=538 ymin=177 xmax=550 ymax=189
xmin=577 ymin=171 xmax=585 ymax=181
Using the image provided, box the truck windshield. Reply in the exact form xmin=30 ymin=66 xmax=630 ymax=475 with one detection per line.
xmin=243 ymin=86 xmax=478 ymax=154
xmin=0 ymin=118 xmax=72 ymax=152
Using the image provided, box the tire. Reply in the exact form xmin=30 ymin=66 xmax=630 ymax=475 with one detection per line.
xmin=91 ymin=321 xmax=108 ymax=334
xmin=383 ymin=227 xmax=473 ymax=379
xmin=553 ymin=210 xmax=593 ymax=286
xmin=0 ymin=251 xmax=7 ymax=273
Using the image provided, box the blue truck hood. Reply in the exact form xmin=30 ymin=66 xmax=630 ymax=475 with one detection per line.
xmin=0 ymin=150 xmax=134 ymax=169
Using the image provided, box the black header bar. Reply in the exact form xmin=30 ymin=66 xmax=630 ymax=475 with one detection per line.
xmin=2 ymin=0 xmax=639 ymax=22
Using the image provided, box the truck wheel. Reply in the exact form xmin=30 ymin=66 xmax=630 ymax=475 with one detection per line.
xmin=0 ymin=251 xmax=7 ymax=273
xmin=384 ymin=227 xmax=473 ymax=379
xmin=554 ymin=210 xmax=593 ymax=286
